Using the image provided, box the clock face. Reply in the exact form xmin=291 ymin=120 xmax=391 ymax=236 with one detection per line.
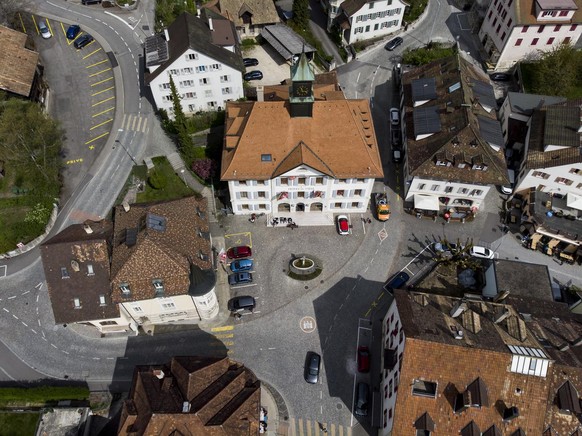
xmin=296 ymin=85 xmax=310 ymax=96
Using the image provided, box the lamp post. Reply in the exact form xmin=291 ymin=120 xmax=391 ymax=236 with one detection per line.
xmin=113 ymin=140 xmax=138 ymax=165
xmin=180 ymin=169 xmax=188 ymax=186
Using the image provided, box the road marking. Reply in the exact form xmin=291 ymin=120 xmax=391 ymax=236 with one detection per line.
xmin=35 ymin=282 xmax=43 ymax=289
xmin=21 ymin=322 xmax=28 ymax=327
xmin=18 ymin=13 xmax=26 ymax=33
xmin=2 ymin=308 xmax=9 ymax=313
xmin=85 ymin=132 xmax=108 ymax=144
xmin=22 ymin=290 xmax=30 ymax=295
xmin=0 ymin=366 xmax=16 ymax=381
xmin=32 ymin=15 xmax=39 ymax=34
xmin=51 ymin=343 xmax=57 ymax=349
xmin=31 ymin=329 xmax=37 ymax=334
xmin=214 ymin=333 xmax=234 ymax=339
xmin=66 ymin=158 xmax=84 ymax=165
xmin=90 ymin=118 xmax=113 ymax=130
xmin=93 ymin=106 xmax=114 ymax=117
xmin=0 ymin=265 xmax=6 ymax=277
xmin=8 ymin=296 xmax=16 ymax=300
xmin=91 ymin=77 xmax=114 ymax=87
xmin=89 ymin=68 xmax=112 ymax=78
xmin=83 ymin=47 xmax=102 ymax=60
xmin=46 ymin=19 xmax=54 ymax=36
xmin=211 ymin=325 xmax=234 ymax=332
xmin=92 ymin=96 xmax=115 ymax=106
xmin=86 ymin=59 xmax=108 ymax=69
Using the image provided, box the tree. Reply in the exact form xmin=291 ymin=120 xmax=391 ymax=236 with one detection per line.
xmin=531 ymin=42 xmax=581 ymax=97
xmin=291 ymin=0 xmax=310 ymax=30
xmin=169 ymin=75 xmax=186 ymax=128
xmin=191 ymin=158 xmax=216 ymax=180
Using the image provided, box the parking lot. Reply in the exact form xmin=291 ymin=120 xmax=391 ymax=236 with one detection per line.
xmin=17 ymin=12 xmax=116 ymax=198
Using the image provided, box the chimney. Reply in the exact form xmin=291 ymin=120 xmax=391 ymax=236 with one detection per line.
xmin=122 ymin=201 xmax=130 ymax=212
xmin=70 ymin=260 xmax=80 ymax=272
xmin=164 ymin=29 xmax=170 ymax=41
xmin=83 ymin=223 xmax=93 ymax=234
xmin=257 ymin=85 xmax=264 ymax=102
xmin=503 ymin=406 xmax=519 ymax=422
xmin=450 ymin=301 xmax=467 ymax=318
xmin=153 ymin=369 xmax=165 ymax=379
xmin=572 ymin=337 xmax=582 ymax=347
xmin=208 ymin=18 xmax=213 ymax=31
xmin=558 ymin=342 xmax=570 ymax=351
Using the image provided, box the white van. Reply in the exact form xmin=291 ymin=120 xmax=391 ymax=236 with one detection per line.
xmin=501 ymin=169 xmax=515 ymax=195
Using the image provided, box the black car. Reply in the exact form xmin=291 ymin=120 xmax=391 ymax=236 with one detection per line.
xmin=243 ymin=58 xmax=259 ymax=67
xmin=391 ymin=128 xmax=401 ymax=147
xmin=354 ymin=382 xmax=369 ymax=416
xmin=385 ymin=37 xmax=403 ymax=51
xmin=244 ymin=70 xmax=263 ymax=81
xmin=227 ymin=295 xmax=256 ymax=313
xmin=228 ymin=272 xmax=253 ymax=286
xmin=490 ymin=72 xmax=511 ymax=81
xmin=74 ymin=34 xmax=94 ymax=49
xmin=82 ymin=0 xmax=102 ymax=4
xmin=304 ymin=351 xmax=321 ymax=384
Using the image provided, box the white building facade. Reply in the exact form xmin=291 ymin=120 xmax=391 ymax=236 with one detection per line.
xmin=337 ymin=0 xmax=407 ymax=44
xmin=228 ymin=167 xmax=375 ymax=215
xmin=479 ymin=0 xmax=582 ymax=71
xmin=404 ymin=177 xmax=490 ymax=211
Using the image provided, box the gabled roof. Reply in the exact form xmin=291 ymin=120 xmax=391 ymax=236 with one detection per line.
xmin=513 ymin=0 xmax=582 ymax=25
xmin=145 ymin=11 xmax=243 ymax=84
xmin=118 ymin=356 xmax=261 ymax=435
xmin=506 ymin=92 xmax=566 ymax=116
xmin=205 ymin=0 xmax=280 ymax=28
xmin=41 ymin=220 xmax=118 ymax=324
xmin=0 ymin=25 xmax=39 ymax=97
xmin=220 ymin=85 xmax=383 ymax=180
xmin=110 ymin=196 xmax=213 ymax=303
xmin=261 ymin=25 xmax=316 ymax=61
xmin=402 ymin=53 xmax=508 ymax=185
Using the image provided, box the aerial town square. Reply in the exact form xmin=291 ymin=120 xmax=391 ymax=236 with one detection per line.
xmin=0 ymin=0 xmax=582 ymax=434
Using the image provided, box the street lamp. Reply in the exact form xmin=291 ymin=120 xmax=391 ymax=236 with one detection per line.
xmin=180 ymin=169 xmax=188 ymax=186
xmin=113 ymin=140 xmax=138 ymax=165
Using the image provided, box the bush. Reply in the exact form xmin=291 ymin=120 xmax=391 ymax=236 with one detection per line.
xmin=148 ymin=169 xmax=167 ymax=190
xmin=191 ymin=159 xmax=217 ymax=180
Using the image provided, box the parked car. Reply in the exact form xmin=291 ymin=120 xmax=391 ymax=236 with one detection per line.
xmin=228 ymin=272 xmax=253 ymax=286
xmin=227 ymin=245 xmax=252 ymax=259
xmin=304 ymin=351 xmax=321 ymax=384
xmin=389 ymin=108 xmax=400 ymax=126
xmin=391 ymin=128 xmax=401 ymax=147
xmin=357 ymin=346 xmax=370 ymax=373
xmin=227 ymin=295 xmax=256 ymax=313
xmin=337 ymin=215 xmax=349 ymax=235
xmin=66 ymin=24 xmax=81 ymax=40
xmin=432 ymin=241 xmax=464 ymax=253
xmin=470 ymin=246 xmax=495 ymax=259
xmin=392 ymin=149 xmax=402 ymax=163
xmin=243 ymin=58 xmax=259 ymax=67
xmin=354 ymin=382 xmax=370 ymax=416
xmin=385 ymin=37 xmax=403 ymax=51
xmin=244 ymin=70 xmax=263 ymax=81
xmin=386 ymin=271 xmax=410 ymax=291
xmin=39 ymin=21 xmax=51 ymax=39
xmin=490 ymin=72 xmax=511 ymax=81
xmin=82 ymin=0 xmax=102 ymax=4
xmin=74 ymin=34 xmax=94 ymax=49
xmin=230 ymin=259 xmax=253 ymax=273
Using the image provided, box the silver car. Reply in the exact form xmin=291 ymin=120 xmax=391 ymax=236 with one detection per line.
xmin=39 ymin=21 xmax=52 ymax=39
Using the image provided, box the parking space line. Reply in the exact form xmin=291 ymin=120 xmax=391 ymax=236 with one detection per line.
xmin=31 ymin=15 xmax=39 ymax=35
xmin=82 ymin=47 xmax=101 ymax=59
xmin=89 ymin=68 xmax=112 ymax=78
xmin=91 ymin=86 xmax=114 ymax=96
xmin=85 ymin=132 xmax=108 ymax=145
xmin=18 ymin=13 xmax=26 ymax=33
xmin=211 ymin=325 xmax=234 ymax=332
xmin=90 ymin=118 xmax=113 ymax=130
xmin=93 ymin=107 xmax=115 ymax=117
xmin=86 ymin=59 xmax=109 ymax=69
xmin=92 ymin=96 xmax=115 ymax=106
xmin=46 ymin=19 xmax=54 ymax=35
xmin=91 ymin=77 xmax=114 ymax=87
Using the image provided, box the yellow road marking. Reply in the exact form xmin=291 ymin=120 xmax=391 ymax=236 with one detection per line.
xmin=32 ymin=15 xmax=39 ymax=34
xmin=65 ymin=158 xmax=84 ymax=165
xmin=18 ymin=13 xmax=26 ymax=33
xmin=86 ymin=59 xmax=108 ymax=68
xmin=92 ymin=96 xmax=114 ymax=107
xmin=89 ymin=68 xmax=112 ymax=77
xmin=90 ymin=118 xmax=113 ymax=130
xmin=91 ymin=77 xmax=114 ymax=87
xmin=214 ymin=333 xmax=234 ymax=339
xmin=91 ymin=86 xmax=114 ymax=96
xmin=85 ymin=132 xmax=108 ymax=145
xmin=83 ymin=47 xmax=101 ymax=58
xmin=89 ymin=145 xmax=95 ymax=150
xmin=222 ymin=340 xmax=234 ymax=346
xmin=211 ymin=325 xmax=234 ymax=332
xmin=93 ymin=107 xmax=115 ymax=117
xmin=46 ymin=19 xmax=54 ymax=35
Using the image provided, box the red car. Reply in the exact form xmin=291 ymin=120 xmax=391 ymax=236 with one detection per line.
xmin=357 ymin=346 xmax=370 ymax=373
xmin=227 ymin=245 xmax=252 ymax=259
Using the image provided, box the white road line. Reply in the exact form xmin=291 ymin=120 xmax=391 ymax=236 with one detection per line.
xmin=2 ymin=308 xmax=9 ymax=313
xmin=8 ymin=296 xmax=16 ymax=300
xmin=0 ymin=366 xmax=16 ymax=381
xmin=51 ymin=344 xmax=57 ymax=349
xmin=39 ymin=320 xmax=42 ymax=327
xmin=21 ymin=322 xmax=27 ymax=327
xmin=22 ymin=290 xmax=30 ymax=295
xmin=62 ymin=351 xmax=69 ymax=355
xmin=36 ymin=294 xmax=40 ymax=302
xmin=42 ymin=337 xmax=47 ymax=342
xmin=12 ymin=315 xmax=19 ymax=321
xmin=46 ymin=1 xmax=91 ymax=18
xmin=93 ymin=357 xmax=101 ymax=361
xmin=0 ymin=265 xmax=6 ymax=277
xmin=31 ymin=329 xmax=37 ymax=334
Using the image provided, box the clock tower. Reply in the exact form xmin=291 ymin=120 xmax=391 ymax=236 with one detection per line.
xmin=289 ymin=51 xmax=315 ymax=118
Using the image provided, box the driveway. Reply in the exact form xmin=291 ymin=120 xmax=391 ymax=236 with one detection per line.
xmin=242 ymin=43 xmax=295 ymax=86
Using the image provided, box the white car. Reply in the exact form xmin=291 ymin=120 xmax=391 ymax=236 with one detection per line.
xmin=39 ymin=21 xmax=52 ymax=39
xmin=469 ymin=246 xmax=495 ymax=259
xmin=389 ymin=108 xmax=400 ymax=126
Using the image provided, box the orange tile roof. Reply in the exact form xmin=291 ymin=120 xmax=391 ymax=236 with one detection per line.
xmin=220 ymin=99 xmax=383 ymax=180
xmin=0 ymin=25 xmax=39 ymax=97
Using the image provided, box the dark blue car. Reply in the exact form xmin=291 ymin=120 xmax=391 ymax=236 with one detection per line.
xmin=66 ymin=24 xmax=80 ymax=40
xmin=244 ymin=70 xmax=263 ymax=81
xmin=386 ymin=271 xmax=410 ymax=292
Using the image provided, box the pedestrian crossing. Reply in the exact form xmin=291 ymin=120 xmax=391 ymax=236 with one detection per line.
xmin=121 ymin=113 xmax=149 ymax=134
xmin=286 ymin=418 xmax=352 ymax=436
xmin=210 ymin=325 xmax=236 ymax=354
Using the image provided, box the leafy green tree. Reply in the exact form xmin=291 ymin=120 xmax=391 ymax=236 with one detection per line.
xmin=292 ymin=0 xmax=310 ymax=30
xmin=531 ymin=42 xmax=581 ymax=97
xmin=169 ymin=75 xmax=186 ymax=129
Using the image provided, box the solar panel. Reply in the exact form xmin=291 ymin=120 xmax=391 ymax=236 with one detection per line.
xmin=144 ymin=35 xmax=169 ymax=67
xmin=411 ymin=77 xmax=437 ymax=102
xmin=477 ymin=116 xmax=504 ymax=146
xmin=413 ymin=106 xmax=441 ymax=136
xmin=448 ymin=82 xmax=461 ymax=93
xmin=146 ymin=213 xmax=167 ymax=232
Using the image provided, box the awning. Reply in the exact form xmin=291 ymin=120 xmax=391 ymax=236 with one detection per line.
xmin=414 ymin=194 xmax=440 ymax=211
xmin=567 ymin=192 xmax=582 ymax=211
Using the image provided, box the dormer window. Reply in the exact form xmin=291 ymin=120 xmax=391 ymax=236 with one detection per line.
xmin=436 ymin=160 xmax=448 ymax=166
xmin=73 ymin=298 xmax=81 ymax=309
xmin=99 ymin=295 xmax=107 ymax=306
xmin=412 ymin=380 xmax=437 ymax=398
xmin=87 ymin=264 xmax=94 ymax=276
xmin=153 ymin=280 xmax=164 ymax=297
xmin=120 ymin=283 xmax=131 ymax=297
xmin=61 ymin=267 xmax=70 ymax=279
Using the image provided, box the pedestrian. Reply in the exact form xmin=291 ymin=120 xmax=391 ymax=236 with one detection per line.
xmin=367 ymin=218 xmax=371 ymax=224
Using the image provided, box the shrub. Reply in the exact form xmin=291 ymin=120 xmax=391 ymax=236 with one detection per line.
xmin=191 ymin=159 xmax=217 ymax=180
xmin=148 ymin=169 xmax=167 ymax=189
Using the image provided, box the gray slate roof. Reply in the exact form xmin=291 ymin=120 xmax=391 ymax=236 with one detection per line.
xmin=260 ymin=25 xmax=316 ymax=61
xmin=507 ymin=92 xmax=566 ymax=116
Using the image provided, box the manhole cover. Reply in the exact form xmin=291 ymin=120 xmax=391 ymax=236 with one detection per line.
xmin=336 ymin=403 xmax=343 ymax=410
xmin=299 ymin=316 xmax=317 ymax=333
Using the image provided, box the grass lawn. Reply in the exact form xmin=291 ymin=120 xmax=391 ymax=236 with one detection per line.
xmin=136 ymin=156 xmax=195 ymax=203
xmin=0 ymin=412 xmax=39 ymax=436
